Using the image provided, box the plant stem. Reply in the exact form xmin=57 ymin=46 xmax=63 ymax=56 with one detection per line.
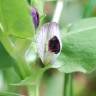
xmin=28 ymin=84 xmax=39 ymax=96
xmin=27 ymin=67 xmax=45 ymax=96
xmin=64 ymin=73 xmax=73 ymax=96
xmin=14 ymin=57 xmax=31 ymax=79
xmin=52 ymin=0 xmax=64 ymax=23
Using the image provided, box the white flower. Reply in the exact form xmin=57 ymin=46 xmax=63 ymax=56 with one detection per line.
xmin=37 ymin=22 xmax=62 ymax=64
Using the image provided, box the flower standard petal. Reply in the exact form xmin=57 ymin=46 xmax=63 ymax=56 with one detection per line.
xmin=37 ymin=22 xmax=62 ymax=64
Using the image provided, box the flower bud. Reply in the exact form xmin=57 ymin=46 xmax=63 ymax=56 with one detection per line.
xmin=37 ymin=22 xmax=62 ymax=64
xmin=31 ymin=7 xmax=39 ymax=28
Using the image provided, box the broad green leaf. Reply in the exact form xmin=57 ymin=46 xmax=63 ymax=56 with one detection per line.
xmin=7 ymin=35 xmax=32 ymax=57
xmin=58 ymin=18 xmax=96 ymax=73
xmin=61 ymin=17 xmax=96 ymax=36
xmin=0 ymin=0 xmax=35 ymax=76
xmin=68 ymin=17 xmax=96 ymax=33
xmin=0 ymin=0 xmax=35 ymax=38
xmin=0 ymin=43 xmax=16 ymax=69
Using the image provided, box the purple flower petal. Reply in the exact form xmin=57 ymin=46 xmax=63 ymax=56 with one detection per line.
xmin=31 ymin=7 xmax=39 ymax=28
xmin=48 ymin=36 xmax=60 ymax=54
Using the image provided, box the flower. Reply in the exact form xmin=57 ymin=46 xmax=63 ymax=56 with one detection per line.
xmin=31 ymin=7 xmax=39 ymax=28
xmin=37 ymin=22 xmax=62 ymax=64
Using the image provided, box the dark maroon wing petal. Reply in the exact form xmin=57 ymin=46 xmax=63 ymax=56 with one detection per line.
xmin=48 ymin=36 xmax=60 ymax=54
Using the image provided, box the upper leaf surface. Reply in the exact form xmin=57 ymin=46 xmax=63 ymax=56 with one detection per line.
xmin=0 ymin=0 xmax=35 ymax=38
xmin=58 ymin=18 xmax=96 ymax=73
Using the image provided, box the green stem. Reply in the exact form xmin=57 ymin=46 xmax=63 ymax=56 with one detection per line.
xmin=14 ymin=58 xmax=31 ymax=79
xmin=27 ymin=65 xmax=45 ymax=96
xmin=28 ymin=84 xmax=39 ymax=96
xmin=64 ymin=73 xmax=73 ymax=96
xmin=27 ymin=73 xmax=42 ymax=96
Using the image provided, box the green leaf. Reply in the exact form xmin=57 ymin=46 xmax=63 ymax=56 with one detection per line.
xmin=8 ymin=35 xmax=32 ymax=56
xmin=0 ymin=0 xmax=35 ymax=38
xmin=58 ymin=18 xmax=96 ymax=73
xmin=0 ymin=43 xmax=16 ymax=69
xmin=68 ymin=17 xmax=96 ymax=33
xmin=0 ymin=0 xmax=35 ymax=77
